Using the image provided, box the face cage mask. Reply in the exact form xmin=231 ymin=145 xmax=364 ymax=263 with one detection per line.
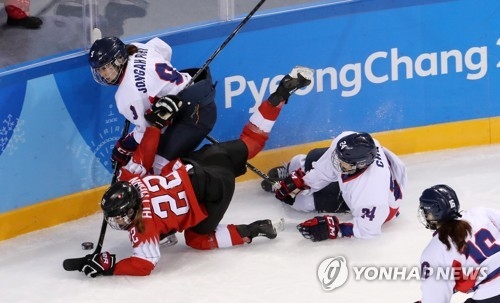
xmin=105 ymin=208 xmax=136 ymax=230
xmin=91 ymin=58 xmax=125 ymax=86
xmin=331 ymin=151 xmax=368 ymax=175
xmin=418 ymin=208 xmax=439 ymax=230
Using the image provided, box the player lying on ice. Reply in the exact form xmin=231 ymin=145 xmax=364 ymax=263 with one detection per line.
xmin=78 ymin=66 xmax=314 ymax=277
xmin=262 ymin=131 xmax=407 ymax=241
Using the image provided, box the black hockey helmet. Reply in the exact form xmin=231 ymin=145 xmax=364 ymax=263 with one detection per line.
xmin=88 ymin=36 xmax=127 ymax=85
xmin=418 ymin=184 xmax=461 ymax=230
xmin=101 ymin=181 xmax=141 ymax=230
xmin=333 ymin=132 xmax=377 ymax=174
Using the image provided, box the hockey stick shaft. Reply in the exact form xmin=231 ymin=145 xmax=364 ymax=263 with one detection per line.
xmin=62 ymin=119 xmax=131 ymax=271
xmin=189 ymin=0 xmax=272 ymax=185
xmin=204 ymin=134 xmax=277 ymax=186
xmin=93 ymin=119 xmax=131 ymax=254
xmin=184 ymin=0 xmax=266 ymax=89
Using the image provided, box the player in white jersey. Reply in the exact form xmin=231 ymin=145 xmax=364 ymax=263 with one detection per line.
xmin=267 ymin=131 xmax=407 ymax=241
xmin=88 ymin=36 xmax=217 ymax=175
xmin=416 ymin=185 xmax=500 ymax=303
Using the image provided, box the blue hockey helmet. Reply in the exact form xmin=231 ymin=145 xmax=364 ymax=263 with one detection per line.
xmin=101 ymin=181 xmax=141 ymax=230
xmin=418 ymin=184 xmax=461 ymax=230
xmin=332 ymin=132 xmax=377 ymax=174
xmin=88 ymin=36 xmax=127 ymax=85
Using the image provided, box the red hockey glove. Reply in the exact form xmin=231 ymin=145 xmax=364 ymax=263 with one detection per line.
xmin=275 ymin=168 xmax=307 ymax=205
xmin=111 ymin=133 xmax=138 ymax=167
xmin=145 ymin=95 xmax=183 ymax=128
xmin=296 ymin=215 xmax=340 ymax=242
xmin=80 ymin=252 xmax=116 ymax=278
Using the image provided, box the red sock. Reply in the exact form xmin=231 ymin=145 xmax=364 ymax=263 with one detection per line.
xmin=258 ymin=100 xmax=283 ymax=121
xmin=5 ymin=5 xmax=28 ymax=19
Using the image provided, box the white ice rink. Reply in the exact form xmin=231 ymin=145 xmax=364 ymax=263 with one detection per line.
xmin=2 ymin=144 xmax=500 ymax=303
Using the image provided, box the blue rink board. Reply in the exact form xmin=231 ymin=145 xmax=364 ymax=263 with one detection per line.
xmin=0 ymin=0 xmax=499 ymax=212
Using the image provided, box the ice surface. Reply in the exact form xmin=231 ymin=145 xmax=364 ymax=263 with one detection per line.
xmin=2 ymin=144 xmax=500 ymax=303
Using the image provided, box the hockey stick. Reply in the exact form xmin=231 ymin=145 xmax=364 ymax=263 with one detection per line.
xmin=185 ymin=0 xmax=274 ymax=185
xmin=63 ymin=119 xmax=131 ymax=271
xmin=184 ymin=0 xmax=266 ymax=90
xmin=187 ymin=0 xmax=274 ymax=185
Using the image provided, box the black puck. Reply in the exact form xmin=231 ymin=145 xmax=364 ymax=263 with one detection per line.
xmin=81 ymin=242 xmax=94 ymax=250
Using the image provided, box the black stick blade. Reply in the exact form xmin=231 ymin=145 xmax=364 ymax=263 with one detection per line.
xmin=62 ymin=257 xmax=86 ymax=271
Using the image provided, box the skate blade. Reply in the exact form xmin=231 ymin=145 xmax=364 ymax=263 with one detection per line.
xmin=290 ymin=66 xmax=314 ymax=80
xmin=160 ymin=234 xmax=178 ymax=247
xmin=272 ymin=218 xmax=285 ymax=232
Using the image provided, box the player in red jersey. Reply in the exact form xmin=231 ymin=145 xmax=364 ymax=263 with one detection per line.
xmin=79 ymin=66 xmax=314 ymax=277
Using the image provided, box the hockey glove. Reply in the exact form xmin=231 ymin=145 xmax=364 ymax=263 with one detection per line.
xmin=145 ymin=95 xmax=183 ymax=128
xmin=111 ymin=133 xmax=139 ymax=167
xmin=275 ymin=168 xmax=308 ymax=205
xmin=296 ymin=215 xmax=341 ymax=242
xmin=117 ymin=158 xmax=149 ymax=181
xmin=80 ymin=252 xmax=116 ymax=278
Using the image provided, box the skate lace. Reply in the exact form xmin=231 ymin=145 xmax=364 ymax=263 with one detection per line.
xmin=276 ymin=166 xmax=288 ymax=179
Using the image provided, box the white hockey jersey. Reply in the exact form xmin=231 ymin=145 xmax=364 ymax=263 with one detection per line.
xmin=114 ymin=37 xmax=191 ymax=143
xmin=296 ymin=131 xmax=407 ymax=239
xmin=419 ymin=207 xmax=500 ymax=302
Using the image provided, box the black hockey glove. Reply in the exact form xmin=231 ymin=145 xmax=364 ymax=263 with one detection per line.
xmin=111 ymin=133 xmax=138 ymax=167
xmin=80 ymin=252 xmax=116 ymax=278
xmin=275 ymin=168 xmax=308 ymax=205
xmin=296 ymin=215 xmax=340 ymax=242
xmin=145 ymin=95 xmax=183 ymax=128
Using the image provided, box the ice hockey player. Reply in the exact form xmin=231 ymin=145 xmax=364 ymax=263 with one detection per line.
xmin=78 ymin=66 xmax=313 ymax=277
xmin=88 ymin=36 xmax=217 ymax=174
xmin=416 ymin=184 xmax=500 ymax=303
xmin=267 ymin=131 xmax=407 ymax=241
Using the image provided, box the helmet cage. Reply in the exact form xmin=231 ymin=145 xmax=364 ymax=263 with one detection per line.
xmin=91 ymin=57 xmax=126 ymax=86
xmin=332 ymin=151 xmax=370 ymax=174
xmin=105 ymin=208 xmax=137 ymax=230
xmin=101 ymin=181 xmax=141 ymax=231
xmin=418 ymin=207 xmax=439 ymax=230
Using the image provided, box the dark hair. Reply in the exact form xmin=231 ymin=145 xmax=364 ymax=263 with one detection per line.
xmin=437 ymin=219 xmax=472 ymax=251
xmin=132 ymin=203 xmax=145 ymax=234
xmin=126 ymin=44 xmax=138 ymax=56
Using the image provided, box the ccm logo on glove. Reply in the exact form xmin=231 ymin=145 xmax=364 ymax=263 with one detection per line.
xmin=80 ymin=252 xmax=116 ymax=278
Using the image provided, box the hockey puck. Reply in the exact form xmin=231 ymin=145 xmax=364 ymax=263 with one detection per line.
xmin=81 ymin=242 xmax=94 ymax=250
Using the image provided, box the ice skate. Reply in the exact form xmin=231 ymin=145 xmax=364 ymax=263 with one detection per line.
xmin=268 ymin=66 xmax=314 ymax=106
xmin=159 ymin=231 xmax=178 ymax=247
xmin=237 ymin=219 xmax=278 ymax=243
xmin=272 ymin=218 xmax=286 ymax=233
xmin=261 ymin=165 xmax=289 ymax=193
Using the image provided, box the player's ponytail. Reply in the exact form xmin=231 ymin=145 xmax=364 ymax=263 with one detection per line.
xmin=437 ymin=219 xmax=472 ymax=252
xmin=132 ymin=204 xmax=145 ymax=234
xmin=126 ymin=44 xmax=138 ymax=56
